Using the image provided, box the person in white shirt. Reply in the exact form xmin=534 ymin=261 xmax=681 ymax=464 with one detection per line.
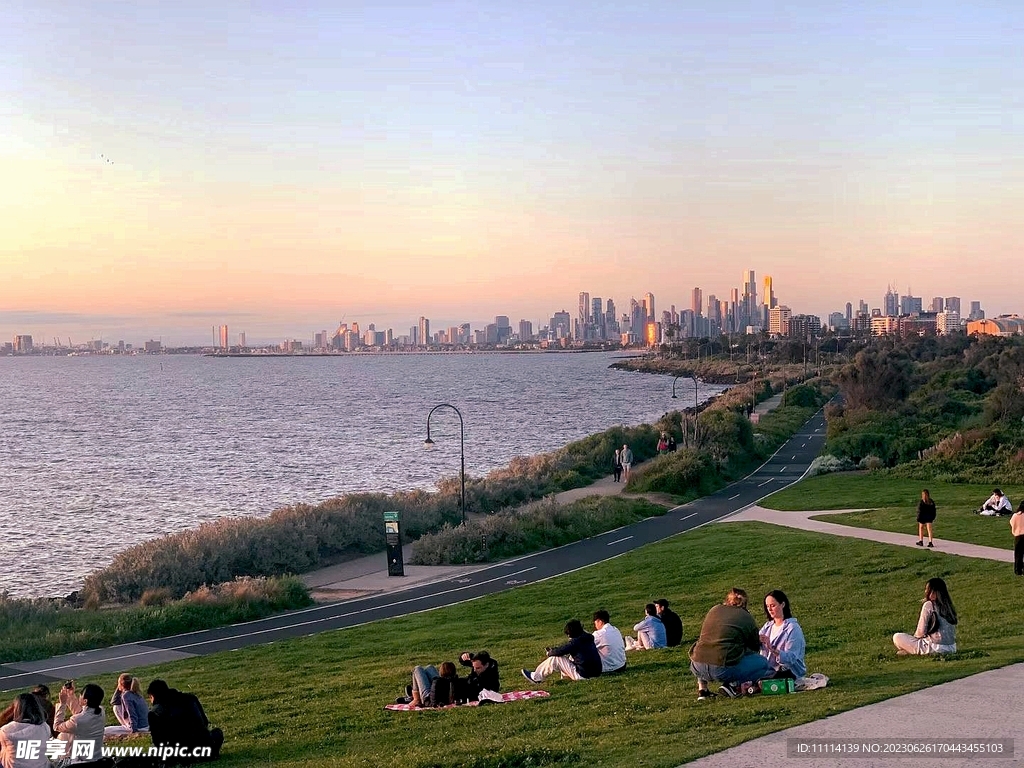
xmin=592 ymin=610 xmax=626 ymax=674
xmin=978 ymin=489 xmax=1012 ymax=516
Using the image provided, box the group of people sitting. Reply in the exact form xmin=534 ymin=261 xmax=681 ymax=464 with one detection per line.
xmin=0 ymin=676 xmax=222 ymax=767
xmin=399 ymin=577 xmax=959 ymax=708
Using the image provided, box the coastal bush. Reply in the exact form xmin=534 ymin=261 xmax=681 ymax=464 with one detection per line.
xmin=409 ymin=496 xmax=667 ymax=565
xmin=0 ymin=576 xmax=311 ymax=663
xmin=624 ymin=448 xmax=719 ymax=497
xmin=806 ymin=454 xmax=854 ymax=477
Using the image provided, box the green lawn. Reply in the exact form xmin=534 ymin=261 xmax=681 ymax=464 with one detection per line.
xmin=13 ymin=523 xmax=1020 ymax=768
xmin=763 ymin=473 xmax=1021 ymax=550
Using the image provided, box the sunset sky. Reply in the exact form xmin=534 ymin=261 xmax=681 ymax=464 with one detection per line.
xmin=2 ymin=2 xmax=1022 ymax=345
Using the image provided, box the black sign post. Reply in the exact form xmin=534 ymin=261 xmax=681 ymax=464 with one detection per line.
xmin=384 ymin=511 xmax=404 ymax=577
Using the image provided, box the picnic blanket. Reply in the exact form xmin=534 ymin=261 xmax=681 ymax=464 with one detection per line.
xmin=384 ymin=690 xmax=550 ymax=711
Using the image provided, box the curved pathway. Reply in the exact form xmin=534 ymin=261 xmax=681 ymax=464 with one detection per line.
xmin=0 ymin=409 xmax=827 ymax=691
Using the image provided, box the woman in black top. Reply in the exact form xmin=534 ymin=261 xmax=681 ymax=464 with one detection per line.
xmin=916 ymin=489 xmax=936 ymax=548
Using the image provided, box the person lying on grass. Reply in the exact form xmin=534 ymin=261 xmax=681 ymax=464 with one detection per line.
xmin=458 ymin=651 xmax=500 ymax=700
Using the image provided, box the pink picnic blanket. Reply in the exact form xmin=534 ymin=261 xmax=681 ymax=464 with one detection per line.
xmin=384 ymin=690 xmax=550 ymax=711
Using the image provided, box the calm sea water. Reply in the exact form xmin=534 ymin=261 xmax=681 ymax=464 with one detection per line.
xmin=0 ymin=353 xmax=724 ymax=598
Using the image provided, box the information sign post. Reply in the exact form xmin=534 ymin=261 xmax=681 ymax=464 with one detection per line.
xmin=384 ymin=511 xmax=404 ymax=577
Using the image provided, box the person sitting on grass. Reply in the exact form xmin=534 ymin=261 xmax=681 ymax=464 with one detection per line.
xmin=522 ymin=619 xmax=602 ymax=684
xmin=0 ymin=693 xmax=52 ymax=768
xmin=624 ymin=603 xmax=666 ymax=651
xmin=592 ymin=610 xmax=626 ymax=674
xmin=689 ymin=588 xmax=772 ymax=701
xmin=654 ymin=599 xmax=683 ymax=647
xmin=52 ymin=683 xmax=104 ymax=766
xmin=146 ymin=679 xmax=223 ymax=761
xmin=978 ymin=489 xmax=1012 ymax=516
xmin=458 ymin=651 xmax=500 ymax=699
xmin=105 ymin=673 xmax=149 ymax=737
xmin=758 ymin=590 xmax=806 ymax=680
xmin=0 ymin=685 xmax=55 ymax=737
xmin=892 ymin=577 xmax=958 ymax=656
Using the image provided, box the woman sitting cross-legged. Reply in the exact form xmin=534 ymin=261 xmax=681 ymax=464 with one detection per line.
xmin=759 ymin=590 xmax=806 ymax=679
xmin=104 ymin=674 xmax=149 ymax=737
xmin=893 ymin=577 xmax=958 ymax=655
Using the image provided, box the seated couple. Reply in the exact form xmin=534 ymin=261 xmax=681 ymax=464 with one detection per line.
xmin=399 ymin=651 xmax=499 ymax=707
xmin=977 ymin=489 xmax=1013 ymax=516
xmin=690 ymin=588 xmax=806 ymax=701
xmin=624 ymin=600 xmax=682 ymax=651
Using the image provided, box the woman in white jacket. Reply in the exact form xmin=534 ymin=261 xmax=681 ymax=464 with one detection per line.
xmin=0 ymin=693 xmax=51 ymax=768
xmin=52 ymin=684 xmax=105 ymax=766
xmin=759 ymin=590 xmax=807 ymax=679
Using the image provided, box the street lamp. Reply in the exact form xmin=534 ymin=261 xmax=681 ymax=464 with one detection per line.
xmin=672 ymin=376 xmax=699 ymax=446
xmin=424 ymin=403 xmax=466 ymax=525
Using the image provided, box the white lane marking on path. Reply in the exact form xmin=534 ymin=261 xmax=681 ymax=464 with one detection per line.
xmin=779 ymin=466 xmax=788 ymax=473
xmin=801 ymin=442 xmax=806 ymax=447
xmin=606 ymin=536 xmax=634 ymax=546
xmin=680 ymin=513 xmax=697 ymax=521
xmin=0 ymin=567 xmax=543 ymax=682
xmin=791 ymin=455 xmax=797 ymax=460
xmin=758 ymin=479 xmax=774 ymax=487
xmin=728 ymin=494 xmax=741 ymax=500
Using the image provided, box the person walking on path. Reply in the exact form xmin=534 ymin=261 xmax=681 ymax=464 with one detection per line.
xmin=1012 ymin=502 xmax=1024 ymax=576
xmin=620 ymin=445 xmax=634 ymax=482
xmin=916 ymin=489 xmax=936 ymax=548
xmin=613 ymin=449 xmax=622 ymax=483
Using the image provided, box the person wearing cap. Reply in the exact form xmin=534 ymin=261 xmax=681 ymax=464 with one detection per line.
xmin=654 ymin=599 xmax=683 ymax=647
xmin=978 ymin=489 xmax=1012 ymax=516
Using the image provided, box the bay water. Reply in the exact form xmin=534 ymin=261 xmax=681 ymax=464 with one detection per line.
xmin=0 ymin=352 xmax=724 ymax=598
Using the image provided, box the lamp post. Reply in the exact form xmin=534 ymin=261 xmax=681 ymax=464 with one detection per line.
xmin=424 ymin=403 xmax=466 ymax=525
xmin=672 ymin=376 xmax=699 ymax=446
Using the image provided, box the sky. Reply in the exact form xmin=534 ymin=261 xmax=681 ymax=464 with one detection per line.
xmin=2 ymin=1 xmax=1022 ymax=345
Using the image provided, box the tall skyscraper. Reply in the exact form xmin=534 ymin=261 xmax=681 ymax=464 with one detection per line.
xmin=931 ymin=297 xmax=944 ymax=313
xmin=238 ymin=332 xmax=246 ymax=348
xmin=578 ymin=292 xmax=590 ymax=326
xmin=219 ymin=325 xmax=229 ymax=350
xmin=518 ymin=319 xmax=533 ymax=341
xmin=418 ymin=317 xmax=430 ymax=347
xmin=945 ymin=296 xmax=961 ymax=315
xmin=742 ymin=270 xmax=757 ymax=327
xmin=643 ymin=292 xmax=655 ymax=321
xmin=845 ymin=302 xmax=853 ymax=325
xmin=691 ymin=287 xmax=702 ymax=317
xmin=884 ymin=286 xmax=899 ymax=317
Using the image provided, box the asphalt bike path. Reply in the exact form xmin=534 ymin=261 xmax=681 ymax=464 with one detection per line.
xmin=0 ymin=410 xmax=827 ymax=690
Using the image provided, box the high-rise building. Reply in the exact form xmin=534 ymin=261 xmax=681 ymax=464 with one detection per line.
xmin=550 ymin=310 xmax=571 ymax=339
xmin=418 ymin=317 xmax=430 ymax=347
xmin=518 ymin=320 xmax=533 ymax=342
xmin=931 ymin=297 xmax=944 ymax=313
xmin=884 ymin=287 xmax=899 ymax=317
xmin=769 ymin=306 xmax=792 ymax=336
xmin=845 ymin=302 xmax=853 ymax=325
xmin=900 ymin=295 xmax=922 ymax=315
xmin=643 ymin=292 xmax=655 ymax=322
xmin=859 ymin=300 xmax=869 ymax=316
xmin=945 ymin=297 xmax=961 ymax=315
xmin=742 ymin=270 xmax=757 ymax=324
xmin=969 ymin=301 xmax=984 ymax=321
xmin=691 ymin=287 xmax=702 ymax=317
xmin=591 ymin=297 xmax=603 ymax=339
xmin=763 ymin=275 xmax=775 ymax=309
xmin=788 ymin=314 xmax=821 ymax=339
xmin=219 ymin=325 xmax=229 ymax=349
xmin=578 ymin=292 xmax=590 ymax=327
xmin=13 ymin=335 xmax=33 ymax=353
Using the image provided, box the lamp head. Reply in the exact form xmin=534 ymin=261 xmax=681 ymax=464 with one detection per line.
xmin=423 ymin=437 xmax=435 ymax=449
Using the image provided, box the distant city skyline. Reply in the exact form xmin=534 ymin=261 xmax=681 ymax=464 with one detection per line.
xmin=3 ymin=3 xmax=1022 ymax=345
xmin=0 ymin=274 xmax=1003 ymax=348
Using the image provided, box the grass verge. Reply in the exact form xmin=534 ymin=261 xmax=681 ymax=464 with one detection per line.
xmin=763 ymin=472 xmax=1022 ymax=550
xmin=14 ymin=523 xmax=1020 ymax=768
xmin=0 ymin=576 xmax=311 ymax=664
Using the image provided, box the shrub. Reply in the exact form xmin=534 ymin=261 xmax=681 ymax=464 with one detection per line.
xmin=807 ymin=455 xmax=854 ymax=477
xmin=859 ymin=455 xmax=884 ymax=470
xmin=410 ymin=497 xmax=667 ymax=565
